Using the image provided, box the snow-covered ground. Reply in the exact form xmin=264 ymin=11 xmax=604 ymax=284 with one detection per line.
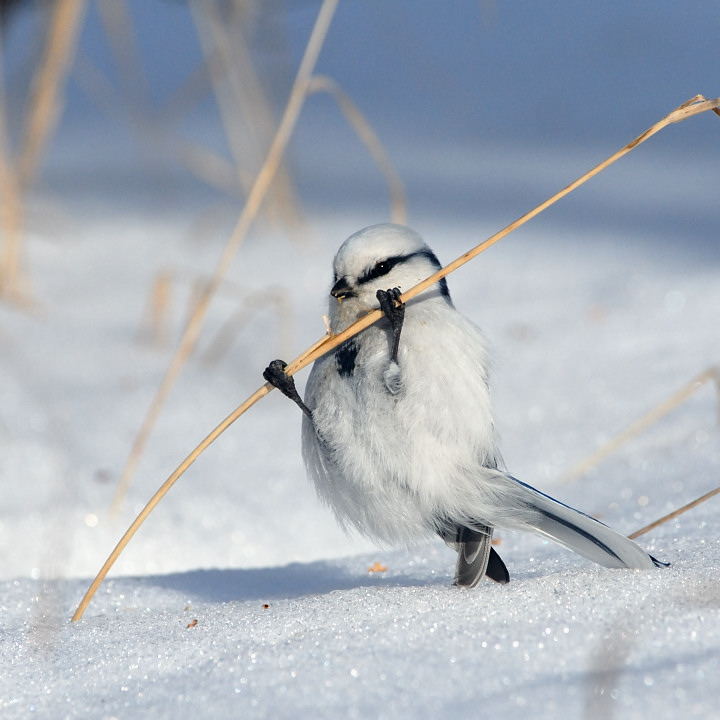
xmin=2 ymin=2 xmax=720 ymax=718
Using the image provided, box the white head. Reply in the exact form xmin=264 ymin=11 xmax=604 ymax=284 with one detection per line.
xmin=328 ymin=224 xmax=451 ymax=327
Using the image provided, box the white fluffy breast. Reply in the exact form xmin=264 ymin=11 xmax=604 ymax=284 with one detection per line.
xmin=302 ymin=294 xmax=506 ymax=545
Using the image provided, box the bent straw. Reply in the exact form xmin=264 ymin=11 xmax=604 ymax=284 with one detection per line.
xmin=72 ymin=332 xmax=329 ymax=622
xmin=287 ymin=96 xmax=720 ymax=372
xmin=110 ymin=0 xmax=340 ymax=513
xmin=307 ymin=75 xmax=407 ymax=224
xmin=558 ymin=366 xmax=720 ymax=485
xmin=72 ymin=94 xmax=720 ymax=621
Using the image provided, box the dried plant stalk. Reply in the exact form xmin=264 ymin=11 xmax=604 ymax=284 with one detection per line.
xmin=72 ymin=11 xmax=241 ymax=199
xmin=173 ymin=140 xmax=242 ymax=197
xmin=0 ymin=23 xmax=23 ymax=297
xmin=308 ymin=75 xmax=407 ymax=224
xmin=1 ymin=0 xmax=86 ymax=298
xmin=285 ymin=96 xmax=720 ymax=374
xmin=73 ymin=94 xmax=720 ymax=621
xmin=17 ymin=0 xmax=88 ymax=189
xmin=97 ymin=0 xmax=150 ymax=116
xmin=137 ymin=272 xmax=173 ymax=346
xmin=559 ymin=366 xmax=720 ymax=484
xmin=202 ymin=289 xmax=292 ymax=364
xmin=189 ymin=0 xmax=303 ymax=227
xmin=0 ymin=78 xmax=25 ymax=298
xmin=110 ymin=0 xmax=341 ymax=513
xmin=630 ymin=484 xmax=720 ymax=539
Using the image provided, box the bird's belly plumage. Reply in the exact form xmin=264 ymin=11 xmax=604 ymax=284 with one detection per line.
xmin=301 ymin=307 xmax=512 ymax=545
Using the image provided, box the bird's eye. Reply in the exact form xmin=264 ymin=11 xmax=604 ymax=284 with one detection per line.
xmin=369 ymin=261 xmax=390 ymax=280
xmin=359 ymin=255 xmax=404 ymax=284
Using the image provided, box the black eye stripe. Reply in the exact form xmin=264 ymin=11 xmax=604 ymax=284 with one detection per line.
xmin=358 ymin=255 xmax=405 ymax=284
xmin=357 ymin=250 xmax=444 ymax=285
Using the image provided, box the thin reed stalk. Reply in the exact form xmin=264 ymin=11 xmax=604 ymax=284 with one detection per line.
xmin=97 ymin=0 xmax=151 ymax=118
xmin=307 ymin=75 xmax=407 ymax=224
xmin=0 ymin=28 xmax=25 ymax=299
xmin=630 ymin=484 xmax=720 ymax=540
xmin=1 ymin=0 xmax=86 ymax=299
xmin=17 ymin=0 xmax=87 ymax=189
xmin=189 ymin=0 xmax=302 ymax=227
xmin=73 ymin=94 xmax=720 ymax=621
xmin=559 ymin=367 xmax=720 ymax=485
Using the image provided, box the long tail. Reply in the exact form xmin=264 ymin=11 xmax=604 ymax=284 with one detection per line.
xmin=512 ymin=478 xmax=667 ymax=569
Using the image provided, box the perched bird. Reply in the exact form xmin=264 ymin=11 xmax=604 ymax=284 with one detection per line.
xmin=264 ymin=224 xmax=665 ymax=587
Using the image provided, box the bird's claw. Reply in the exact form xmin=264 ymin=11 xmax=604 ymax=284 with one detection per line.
xmin=263 ymin=359 xmax=313 ymax=419
xmin=377 ymin=288 xmax=405 ymax=365
xmin=376 ymin=287 xmax=405 ymax=329
xmin=263 ymin=359 xmax=292 ymax=390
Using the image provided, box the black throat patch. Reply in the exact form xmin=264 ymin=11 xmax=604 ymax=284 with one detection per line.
xmin=335 ymin=338 xmax=359 ymax=377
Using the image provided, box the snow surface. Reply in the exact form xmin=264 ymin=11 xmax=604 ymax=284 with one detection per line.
xmin=2 ymin=2 xmax=720 ymax=718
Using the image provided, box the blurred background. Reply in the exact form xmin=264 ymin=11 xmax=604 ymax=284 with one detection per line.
xmin=2 ymin=1 xmax=719 ymax=243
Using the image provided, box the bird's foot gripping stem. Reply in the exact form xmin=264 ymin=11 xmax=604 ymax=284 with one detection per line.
xmin=263 ymin=359 xmax=313 ymax=419
xmin=376 ymin=287 xmax=405 ymax=364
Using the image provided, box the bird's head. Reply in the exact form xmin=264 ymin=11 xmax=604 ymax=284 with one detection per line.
xmin=328 ymin=224 xmax=450 ymax=328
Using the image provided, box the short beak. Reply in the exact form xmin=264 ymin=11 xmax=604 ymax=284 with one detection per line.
xmin=331 ymin=277 xmax=354 ymax=301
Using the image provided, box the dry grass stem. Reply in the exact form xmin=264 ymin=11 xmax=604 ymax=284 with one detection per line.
xmin=74 ymin=3 xmax=292 ymax=207
xmin=17 ymin=0 xmax=87 ymax=189
xmin=0 ymin=49 xmax=25 ymax=299
xmin=308 ymin=75 xmax=407 ymax=224
xmin=284 ymin=96 xmax=720 ymax=375
xmin=1 ymin=0 xmax=86 ymax=299
xmin=173 ymin=140 xmax=242 ymax=197
xmin=109 ymin=0 xmax=340 ymax=513
xmin=71 ymin=385 xmax=272 ymax=622
xmin=189 ymin=0 xmax=302 ymax=227
xmin=137 ymin=272 xmax=174 ymax=346
xmin=97 ymin=0 xmax=151 ymax=118
xmin=559 ymin=366 xmax=720 ymax=485
xmin=75 ymin=94 xmax=719 ymax=621
xmin=202 ymin=289 xmax=293 ymax=364
xmin=630 ymin=484 xmax=720 ymax=540
xmin=138 ymin=267 xmax=292 ymax=359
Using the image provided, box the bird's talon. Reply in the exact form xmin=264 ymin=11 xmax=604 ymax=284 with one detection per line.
xmin=263 ymin=359 xmax=291 ymax=389
xmin=377 ymin=287 xmax=405 ymax=327
xmin=376 ymin=288 xmax=405 ymax=365
xmin=263 ymin=359 xmax=313 ymax=420
xmin=388 ymin=287 xmax=402 ymax=303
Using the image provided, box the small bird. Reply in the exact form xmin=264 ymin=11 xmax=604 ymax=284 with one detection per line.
xmin=264 ymin=224 xmax=665 ymax=587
